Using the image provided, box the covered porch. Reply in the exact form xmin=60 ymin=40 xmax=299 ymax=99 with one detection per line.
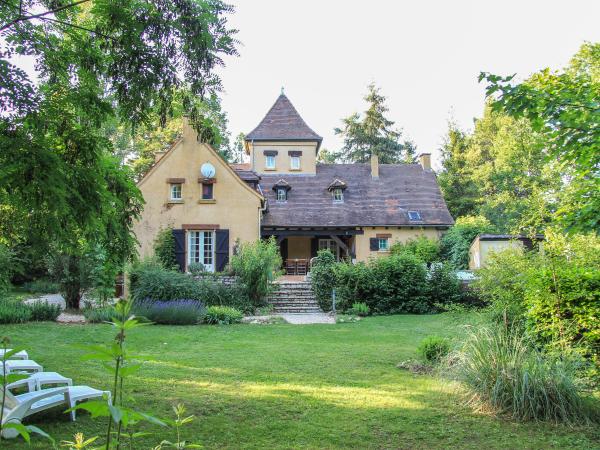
xmin=261 ymin=227 xmax=363 ymax=275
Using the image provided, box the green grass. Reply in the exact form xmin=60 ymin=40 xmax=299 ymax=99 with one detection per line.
xmin=1 ymin=314 xmax=598 ymax=449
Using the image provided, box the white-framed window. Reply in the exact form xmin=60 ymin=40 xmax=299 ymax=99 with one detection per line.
xmin=170 ymin=183 xmax=182 ymax=200
xmin=265 ymin=155 xmax=276 ymax=169
xmin=332 ymin=188 xmax=344 ymax=202
xmin=378 ymin=238 xmax=389 ymax=252
xmin=276 ymin=187 xmax=287 ymax=202
xmin=319 ymin=239 xmax=340 ymax=260
xmin=290 ymin=156 xmax=300 ymax=170
xmin=408 ymin=210 xmax=422 ymax=221
xmin=187 ymin=231 xmax=214 ymax=272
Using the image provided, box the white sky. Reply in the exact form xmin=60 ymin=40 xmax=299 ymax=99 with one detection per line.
xmin=218 ymin=0 xmax=600 ymax=168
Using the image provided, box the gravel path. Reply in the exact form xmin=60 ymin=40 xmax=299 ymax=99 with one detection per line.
xmin=278 ymin=313 xmax=335 ymax=324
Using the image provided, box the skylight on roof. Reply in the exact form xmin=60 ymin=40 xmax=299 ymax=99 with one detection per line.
xmin=408 ymin=211 xmax=422 ymax=221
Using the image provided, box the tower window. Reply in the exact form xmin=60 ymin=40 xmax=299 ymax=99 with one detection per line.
xmin=290 ymin=156 xmax=300 ymax=170
xmin=266 ymin=155 xmax=276 ymax=169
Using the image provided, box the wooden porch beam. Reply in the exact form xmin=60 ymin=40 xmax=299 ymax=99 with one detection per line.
xmin=261 ymin=229 xmax=364 ymax=237
xmin=329 ymin=235 xmax=348 ymax=252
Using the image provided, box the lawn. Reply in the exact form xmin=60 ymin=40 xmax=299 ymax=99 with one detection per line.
xmin=1 ymin=314 xmax=598 ymax=449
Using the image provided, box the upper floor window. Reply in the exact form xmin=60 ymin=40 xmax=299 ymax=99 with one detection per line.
xmin=202 ymin=183 xmax=214 ymax=200
xmin=170 ymin=183 xmax=182 ymax=200
xmin=265 ymin=155 xmax=276 ymax=169
xmin=276 ymin=187 xmax=287 ymax=201
xmin=408 ymin=210 xmax=422 ymax=221
xmin=290 ymin=156 xmax=300 ymax=170
xmin=378 ymin=238 xmax=389 ymax=252
xmin=332 ymin=188 xmax=344 ymax=203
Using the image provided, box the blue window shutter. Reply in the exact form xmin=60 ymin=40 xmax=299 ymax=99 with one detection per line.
xmin=172 ymin=229 xmax=186 ymax=272
xmin=215 ymin=229 xmax=229 ymax=272
xmin=369 ymin=238 xmax=378 ymax=251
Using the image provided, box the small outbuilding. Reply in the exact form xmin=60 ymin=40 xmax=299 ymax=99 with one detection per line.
xmin=469 ymin=234 xmax=544 ymax=270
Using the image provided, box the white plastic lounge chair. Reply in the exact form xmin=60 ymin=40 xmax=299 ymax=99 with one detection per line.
xmin=0 ymin=349 xmax=29 ymax=360
xmin=1 ymin=360 xmax=43 ymax=374
xmin=7 ymin=372 xmax=72 ymax=392
xmin=1 ymin=385 xmax=111 ymax=438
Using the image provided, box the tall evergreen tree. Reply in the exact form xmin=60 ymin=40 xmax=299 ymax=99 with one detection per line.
xmin=335 ymin=84 xmax=415 ymax=163
xmin=437 ymin=124 xmax=478 ymax=219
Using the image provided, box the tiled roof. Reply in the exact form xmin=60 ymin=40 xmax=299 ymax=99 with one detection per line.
xmin=260 ymin=164 xmax=454 ymax=227
xmin=230 ymin=164 xmax=260 ymax=182
xmin=246 ymin=94 xmax=323 ymax=145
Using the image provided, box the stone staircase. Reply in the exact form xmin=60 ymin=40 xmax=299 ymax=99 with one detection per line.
xmin=267 ymin=281 xmax=322 ymax=313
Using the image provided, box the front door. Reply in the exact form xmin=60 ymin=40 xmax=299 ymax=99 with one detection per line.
xmin=187 ymin=230 xmax=215 ymax=272
xmin=318 ymin=239 xmax=340 ymax=260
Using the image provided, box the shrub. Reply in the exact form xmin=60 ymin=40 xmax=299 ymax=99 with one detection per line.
xmin=153 ymin=227 xmax=179 ymax=269
xmin=440 ymin=215 xmax=496 ymax=269
xmin=47 ymin=250 xmax=97 ymax=309
xmin=334 ymin=254 xmax=431 ymax=314
xmin=230 ymin=238 xmax=282 ymax=307
xmin=21 ymin=279 xmax=60 ymax=294
xmin=474 ymin=247 xmax=530 ymax=326
xmin=417 ymin=336 xmax=450 ymax=364
xmin=0 ymin=244 xmax=14 ymax=293
xmin=132 ymin=299 xmax=205 ymax=325
xmin=129 ymin=260 xmax=252 ymax=312
xmin=391 ymin=236 xmax=441 ymax=265
xmin=426 ymin=263 xmax=462 ymax=308
xmin=187 ymin=262 xmax=205 ymax=276
xmin=310 ymin=249 xmax=337 ymax=311
xmin=204 ymin=305 xmax=243 ymax=325
xmin=0 ymin=299 xmax=31 ymax=324
xmin=83 ymin=306 xmax=115 ymax=323
xmin=28 ymin=301 xmax=61 ymax=321
xmin=475 ymin=228 xmax=600 ymax=380
xmin=349 ymin=302 xmax=370 ymax=316
xmin=453 ymin=325 xmax=598 ymax=424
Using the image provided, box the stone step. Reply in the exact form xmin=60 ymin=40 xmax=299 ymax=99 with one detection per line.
xmin=273 ymin=307 xmax=323 ymax=313
xmin=270 ymin=302 xmax=319 ymax=307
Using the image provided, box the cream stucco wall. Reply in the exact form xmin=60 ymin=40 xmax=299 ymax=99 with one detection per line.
xmin=469 ymin=239 xmax=524 ymax=269
xmin=287 ymin=237 xmax=312 ymax=259
xmin=354 ymin=227 xmax=444 ymax=262
xmin=134 ymin=123 xmax=263 ymax=262
xmin=248 ymin=141 xmax=319 ymax=175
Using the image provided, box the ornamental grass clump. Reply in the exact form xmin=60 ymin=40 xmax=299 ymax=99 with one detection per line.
xmin=28 ymin=301 xmax=62 ymax=321
xmin=453 ymin=324 xmax=598 ymax=424
xmin=0 ymin=299 xmax=31 ymax=324
xmin=132 ymin=299 xmax=206 ymax=325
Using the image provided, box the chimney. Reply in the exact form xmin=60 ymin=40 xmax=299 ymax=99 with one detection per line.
xmin=154 ymin=151 xmax=165 ymax=163
xmin=418 ymin=153 xmax=431 ymax=171
xmin=371 ymin=153 xmax=379 ymax=179
xmin=182 ymin=115 xmax=196 ymax=141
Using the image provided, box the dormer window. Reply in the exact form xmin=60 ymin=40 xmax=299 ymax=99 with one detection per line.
xmin=327 ymin=178 xmax=347 ymax=203
xmin=170 ymin=183 xmax=182 ymax=200
xmin=408 ymin=210 xmax=422 ymax=221
xmin=266 ymin=155 xmax=276 ymax=169
xmin=290 ymin=156 xmax=300 ymax=170
xmin=332 ymin=188 xmax=344 ymax=203
xmin=276 ymin=187 xmax=287 ymax=201
xmin=272 ymin=179 xmax=291 ymax=202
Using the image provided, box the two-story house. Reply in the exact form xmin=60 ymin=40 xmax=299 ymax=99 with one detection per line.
xmin=134 ymin=92 xmax=454 ymax=273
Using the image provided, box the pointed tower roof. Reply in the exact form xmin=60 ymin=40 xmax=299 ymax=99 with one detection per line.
xmin=246 ymin=93 xmax=322 ymax=149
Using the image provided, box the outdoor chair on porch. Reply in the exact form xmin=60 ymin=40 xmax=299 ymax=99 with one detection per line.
xmin=296 ymin=259 xmax=308 ymax=276
xmin=285 ymin=259 xmax=297 ymax=275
